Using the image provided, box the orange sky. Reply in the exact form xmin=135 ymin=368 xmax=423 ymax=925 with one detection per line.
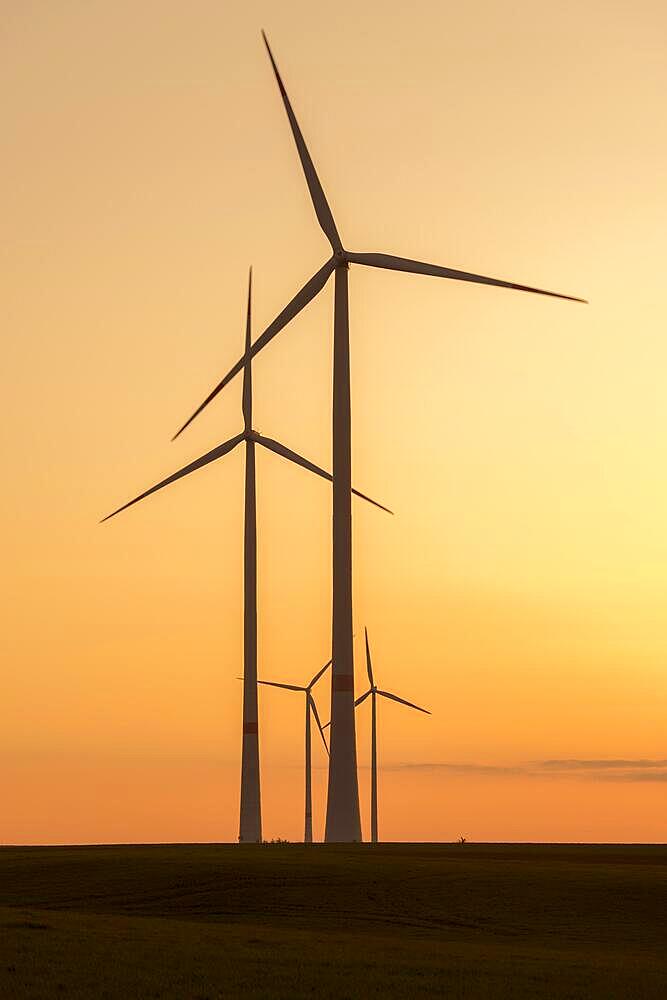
xmin=2 ymin=0 xmax=666 ymax=844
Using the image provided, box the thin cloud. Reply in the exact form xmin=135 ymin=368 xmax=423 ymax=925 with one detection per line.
xmin=385 ymin=759 xmax=667 ymax=782
xmin=539 ymin=759 xmax=667 ymax=770
xmin=591 ymin=770 xmax=667 ymax=783
xmin=385 ymin=762 xmax=526 ymax=775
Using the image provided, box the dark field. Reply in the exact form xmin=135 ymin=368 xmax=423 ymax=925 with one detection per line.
xmin=1 ymin=843 xmax=666 ymax=998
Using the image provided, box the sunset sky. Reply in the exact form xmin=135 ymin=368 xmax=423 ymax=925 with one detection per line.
xmin=3 ymin=0 xmax=667 ymax=844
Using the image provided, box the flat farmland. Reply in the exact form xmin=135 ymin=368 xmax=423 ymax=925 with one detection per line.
xmin=1 ymin=843 xmax=666 ymax=998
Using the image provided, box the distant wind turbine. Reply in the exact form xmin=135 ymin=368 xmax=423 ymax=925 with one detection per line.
xmin=102 ymin=270 xmax=390 ymax=844
xmin=257 ymin=659 xmax=331 ymax=843
xmin=171 ymin=33 xmax=586 ymax=842
xmin=356 ymin=629 xmax=430 ymax=845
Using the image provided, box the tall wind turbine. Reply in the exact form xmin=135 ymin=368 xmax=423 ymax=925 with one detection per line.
xmin=102 ymin=270 xmax=390 ymax=844
xmin=257 ymin=659 xmax=331 ymax=843
xmin=171 ymin=34 xmax=586 ymax=842
xmin=356 ymin=629 xmax=430 ymax=845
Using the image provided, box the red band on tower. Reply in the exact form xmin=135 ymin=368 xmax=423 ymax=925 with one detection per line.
xmin=333 ymin=674 xmax=354 ymax=692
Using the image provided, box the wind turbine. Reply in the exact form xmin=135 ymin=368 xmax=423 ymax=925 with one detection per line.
xmin=171 ymin=34 xmax=586 ymax=842
xmin=356 ymin=629 xmax=430 ymax=845
xmin=102 ymin=269 xmax=390 ymax=844
xmin=257 ymin=659 xmax=331 ymax=843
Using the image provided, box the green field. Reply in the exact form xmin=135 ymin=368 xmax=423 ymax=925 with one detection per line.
xmin=1 ymin=843 xmax=666 ymax=998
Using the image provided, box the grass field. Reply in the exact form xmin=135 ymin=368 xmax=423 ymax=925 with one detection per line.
xmin=1 ymin=843 xmax=666 ymax=998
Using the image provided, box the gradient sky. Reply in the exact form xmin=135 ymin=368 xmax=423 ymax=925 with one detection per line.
xmin=3 ymin=0 xmax=667 ymax=844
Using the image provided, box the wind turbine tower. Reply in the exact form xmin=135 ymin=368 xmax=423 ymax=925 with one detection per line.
xmin=172 ymin=34 xmax=586 ymax=842
xmin=356 ymin=629 xmax=430 ymax=844
xmin=257 ymin=659 xmax=331 ymax=842
xmin=103 ymin=271 xmax=390 ymax=842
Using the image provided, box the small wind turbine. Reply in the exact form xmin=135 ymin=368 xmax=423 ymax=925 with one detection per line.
xmin=102 ymin=270 xmax=390 ymax=845
xmin=170 ymin=34 xmax=586 ymax=843
xmin=257 ymin=659 xmax=331 ymax=843
xmin=356 ymin=629 xmax=430 ymax=845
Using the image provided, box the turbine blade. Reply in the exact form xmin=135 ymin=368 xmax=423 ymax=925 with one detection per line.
xmin=308 ymin=658 xmax=332 ymax=690
xmin=261 ymin=31 xmax=342 ymax=252
xmin=257 ymin=680 xmax=305 ymax=692
xmin=354 ymin=689 xmax=372 ymax=709
xmin=254 ymin=434 xmax=393 ymax=515
xmin=309 ymin=693 xmax=329 ymax=755
xmin=376 ymin=689 xmax=431 ymax=714
xmin=242 ymin=267 xmax=253 ymax=428
xmin=364 ymin=627 xmax=375 ymax=688
xmin=172 ymin=258 xmax=335 ymax=440
xmin=101 ymin=432 xmax=245 ymax=522
xmin=346 ymin=252 xmax=587 ymax=304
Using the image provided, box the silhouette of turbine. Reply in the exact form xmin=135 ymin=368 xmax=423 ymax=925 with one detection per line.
xmin=257 ymin=659 xmax=331 ymax=843
xmin=357 ymin=629 xmax=430 ymax=844
xmin=171 ymin=34 xmax=586 ymax=842
xmin=102 ymin=270 xmax=390 ymax=844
